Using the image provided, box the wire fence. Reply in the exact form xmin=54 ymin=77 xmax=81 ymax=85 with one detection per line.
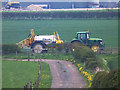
xmin=2 ymin=45 xmax=119 ymax=61
xmin=2 ymin=45 xmax=119 ymax=89
xmin=24 ymin=54 xmax=42 ymax=90
xmin=21 ymin=46 xmax=118 ymax=89
xmin=13 ymin=48 xmax=72 ymax=61
xmin=98 ymin=47 xmax=119 ymax=54
xmin=2 ymin=43 xmax=119 ymax=59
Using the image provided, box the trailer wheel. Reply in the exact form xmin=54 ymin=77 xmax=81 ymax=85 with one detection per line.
xmin=32 ymin=43 xmax=44 ymax=53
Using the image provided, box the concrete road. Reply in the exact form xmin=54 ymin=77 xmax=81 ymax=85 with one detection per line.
xmin=42 ymin=59 xmax=86 ymax=88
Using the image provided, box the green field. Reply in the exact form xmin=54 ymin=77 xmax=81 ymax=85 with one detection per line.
xmin=2 ymin=60 xmax=52 ymax=88
xmin=2 ymin=19 xmax=118 ymax=47
xmin=98 ymin=54 xmax=118 ymax=70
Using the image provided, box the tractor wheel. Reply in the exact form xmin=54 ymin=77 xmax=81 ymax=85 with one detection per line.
xmin=91 ymin=45 xmax=99 ymax=52
xmin=32 ymin=43 xmax=44 ymax=53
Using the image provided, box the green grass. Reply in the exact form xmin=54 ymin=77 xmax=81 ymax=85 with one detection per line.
xmin=2 ymin=60 xmax=52 ymax=88
xmin=2 ymin=51 xmax=73 ymax=60
xmin=38 ymin=62 xmax=52 ymax=88
xmin=2 ymin=19 xmax=118 ymax=47
xmin=98 ymin=54 xmax=118 ymax=70
xmin=2 ymin=50 xmax=118 ymax=71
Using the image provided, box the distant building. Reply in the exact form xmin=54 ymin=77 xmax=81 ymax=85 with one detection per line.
xmin=5 ymin=2 xmax=20 ymax=9
xmin=88 ymin=0 xmax=99 ymax=8
xmin=2 ymin=1 xmax=118 ymax=9
xmin=27 ymin=4 xmax=48 ymax=10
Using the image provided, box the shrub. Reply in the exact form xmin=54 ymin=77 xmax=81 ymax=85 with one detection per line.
xmin=2 ymin=44 xmax=21 ymax=55
xmin=73 ymin=46 xmax=108 ymax=70
xmin=91 ymin=71 xmax=108 ymax=88
xmin=72 ymin=46 xmax=101 ymax=70
xmin=85 ymin=60 xmax=98 ymax=70
xmin=73 ymin=46 xmax=96 ymax=62
xmin=92 ymin=68 xmax=120 ymax=88
xmin=56 ymin=44 xmax=64 ymax=52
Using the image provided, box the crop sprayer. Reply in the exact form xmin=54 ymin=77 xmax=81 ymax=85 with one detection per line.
xmin=17 ymin=29 xmax=104 ymax=53
xmin=16 ymin=29 xmax=63 ymax=53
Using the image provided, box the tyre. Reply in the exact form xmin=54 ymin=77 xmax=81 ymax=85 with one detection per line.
xmin=91 ymin=45 xmax=99 ymax=52
xmin=32 ymin=43 xmax=44 ymax=53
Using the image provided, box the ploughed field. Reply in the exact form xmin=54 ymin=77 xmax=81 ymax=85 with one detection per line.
xmin=2 ymin=19 xmax=118 ymax=47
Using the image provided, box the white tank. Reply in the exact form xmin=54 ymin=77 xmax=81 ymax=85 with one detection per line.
xmin=35 ymin=35 xmax=56 ymax=44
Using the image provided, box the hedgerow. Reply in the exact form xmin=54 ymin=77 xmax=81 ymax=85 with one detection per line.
xmin=92 ymin=68 xmax=120 ymax=88
xmin=2 ymin=44 xmax=21 ymax=55
xmin=2 ymin=11 xmax=118 ymax=20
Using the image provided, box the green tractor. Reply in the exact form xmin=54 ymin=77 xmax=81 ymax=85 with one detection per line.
xmin=71 ymin=31 xmax=104 ymax=52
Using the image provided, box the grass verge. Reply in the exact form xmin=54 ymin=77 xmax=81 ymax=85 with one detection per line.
xmin=2 ymin=53 xmax=73 ymax=60
xmin=2 ymin=60 xmax=52 ymax=88
xmin=38 ymin=62 xmax=52 ymax=88
xmin=3 ymin=53 xmax=118 ymax=88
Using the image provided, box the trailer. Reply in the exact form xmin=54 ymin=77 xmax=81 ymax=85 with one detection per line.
xmin=16 ymin=29 xmax=63 ymax=53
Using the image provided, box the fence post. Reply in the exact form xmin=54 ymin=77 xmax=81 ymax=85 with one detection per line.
xmin=25 ymin=84 xmax=27 ymax=90
xmin=24 ymin=85 xmax=26 ymax=90
xmin=34 ymin=82 xmax=37 ymax=88
xmin=28 ymin=50 xmax=30 ymax=61
xmin=16 ymin=50 xmax=17 ymax=61
xmin=110 ymin=46 xmax=112 ymax=54
xmin=33 ymin=83 xmax=34 ymax=90
xmin=30 ymin=80 xmax=32 ymax=90
xmin=34 ymin=53 xmax=35 ymax=62
xmin=40 ymin=60 xmax=42 ymax=71
xmin=65 ymin=48 xmax=69 ymax=55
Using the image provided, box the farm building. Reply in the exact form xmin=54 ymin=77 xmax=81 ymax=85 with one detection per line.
xmin=2 ymin=0 xmax=118 ymax=9
xmin=27 ymin=4 xmax=48 ymax=10
xmin=23 ymin=0 xmax=100 ymax=9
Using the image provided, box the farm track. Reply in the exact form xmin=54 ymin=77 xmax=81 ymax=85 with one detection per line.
xmin=6 ymin=59 xmax=86 ymax=88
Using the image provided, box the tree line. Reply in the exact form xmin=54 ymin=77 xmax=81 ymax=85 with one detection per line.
xmin=2 ymin=11 xmax=119 ymax=20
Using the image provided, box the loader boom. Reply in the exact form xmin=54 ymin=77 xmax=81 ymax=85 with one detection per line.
xmin=16 ymin=29 xmax=35 ymax=48
xmin=54 ymin=32 xmax=63 ymax=44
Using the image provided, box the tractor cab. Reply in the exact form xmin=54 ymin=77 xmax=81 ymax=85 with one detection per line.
xmin=76 ymin=31 xmax=90 ymax=44
xmin=76 ymin=31 xmax=90 ymax=40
